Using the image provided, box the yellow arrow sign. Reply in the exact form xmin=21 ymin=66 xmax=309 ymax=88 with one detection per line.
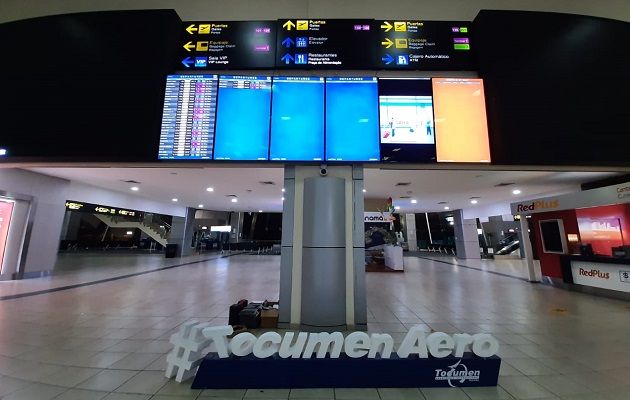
xmin=183 ymin=41 xmax=195 ymax=52
xmin=186 ymin=24 xmax=197 ymax=34
xmin=381 ymin=21 xmax=393 ymax=32
xmin=283 ymin=20 xmax=296 ymax=30
xmin=381 ymin=38 xmax=393 ymax=49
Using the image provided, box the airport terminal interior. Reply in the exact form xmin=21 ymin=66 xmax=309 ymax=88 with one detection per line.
xmin=0 ymin=250 xmax=629 ymax=400
xmin=1 ymin=0 xmax=630 ymax=399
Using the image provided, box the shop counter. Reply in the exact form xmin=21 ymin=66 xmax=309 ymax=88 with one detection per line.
xmin=560 ymin=255 xmax=630 ymax=293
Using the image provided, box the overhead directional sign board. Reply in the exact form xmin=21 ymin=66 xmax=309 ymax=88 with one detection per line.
xmin=376 ymin=21 xmax=474 ymax=70
xmin=276 ymin=19 xmax=375 ymax=68
xmin=181 ymin=21 xmax=277 ymax=69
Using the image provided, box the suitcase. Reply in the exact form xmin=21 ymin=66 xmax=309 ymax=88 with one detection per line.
xmin=239 ymin=303 xmax=263 ymax=328
xmin=228 ymin=299 xmax=248 ymax=326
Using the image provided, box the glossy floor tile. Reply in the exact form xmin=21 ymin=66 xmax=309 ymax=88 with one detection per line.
xmin=0 ymin=252 xmax=627 ymax=400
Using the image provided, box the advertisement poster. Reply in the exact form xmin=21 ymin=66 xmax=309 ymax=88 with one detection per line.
xmin=0 ymin=201 xmax=14 ymax=273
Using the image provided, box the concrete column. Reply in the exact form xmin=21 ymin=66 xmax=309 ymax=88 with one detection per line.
xmin=404 ymin=213 xmax=418 ymax=251
xmin=453 ymin=209 xmax=481 ymax=259
xmin=278 ymin=165 xmax=365 ymax=332
xmin=169 ymin=207 xmax=196 ymax=257
xmin=519 ymin=215 xmax=540 ymax=282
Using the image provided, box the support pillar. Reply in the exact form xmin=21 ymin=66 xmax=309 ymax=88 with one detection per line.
xmin=404 ymin=214 xmax=418 ymax=251
xmin=519 ymin=215 xmax=540 ymax=282
xmin=453 ymin=209 xmax=481 ymax=259
xmin=278 ymin=165 xmax=366 ymax=332
xmin=168 ymin=207 xmax=196 ymax=257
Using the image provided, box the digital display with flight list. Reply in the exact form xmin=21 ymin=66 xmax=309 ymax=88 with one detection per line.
xmin=325 ymin=77 xmax=380 ymax=162
xmin=158 ymin=75 xmax=218 ymax=160
xmin=181 ymin=21 xmax=276 ymax=69
xmin=213 ymin=75 xmax=272 ymax=161
xmin=276 ymin=19 xmax=375 ymax=68
xmin=376 ymin=21 xmax=473 ymax=70
xmin=270 ymin=77 xmax=325 ymax=161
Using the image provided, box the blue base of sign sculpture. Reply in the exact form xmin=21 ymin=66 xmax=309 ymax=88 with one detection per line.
xmin=192 ymin=352 xmax=501 ymax=389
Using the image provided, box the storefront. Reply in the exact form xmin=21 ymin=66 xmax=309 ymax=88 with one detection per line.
xmin=511 ymin=182 xmax=630 ymax=300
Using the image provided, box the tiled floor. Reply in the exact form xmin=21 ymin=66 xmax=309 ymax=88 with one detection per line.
xmin=0 ymin=251 xmax=629 ymax=399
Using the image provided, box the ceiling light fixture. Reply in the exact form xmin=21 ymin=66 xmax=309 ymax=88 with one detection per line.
xmin=362 ymin=189 xmax=366 ymax=193
xmin=282 ymin=197 xmax=285 ymax=201
xmin=131 ymin=187 xmax=139 ymax=191
xmin=231 ymin=198 xmax=237 ymax=203
xmin=206 ymin=188 xmax=214 ymax=192
xmin=444 ymin=206 xmax=450 ymax=210
xmin=282 ymin=188 xmax=285 ymax=192
xmin=471 ymin=200 xmax=478 ymax=204
xmin=258 ymin=210 xmax=263 ymax=213
xmin=513 ymin=189 xmax=521 ymax=194
xmin=198 ymin=204 xmax=204 ymax=208
xmin=394 ymin=206 xmax=401 ymax=210
xmin=411 ymin=199 xmax=417 ymax=204
xmin=172 ymin=198 xmax=178 ymax=202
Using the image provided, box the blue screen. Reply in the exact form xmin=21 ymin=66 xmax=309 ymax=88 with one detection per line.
xmin=325 ymin=77 xmax=380 ymax=161
xmin=213 ymin=75 xmax=272 ymax=160
xmin=270 ymin=77 xmax=325 ymax=161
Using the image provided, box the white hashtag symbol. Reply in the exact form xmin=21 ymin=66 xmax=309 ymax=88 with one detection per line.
xmin=165 ymin=320 xmax=211 ymax=382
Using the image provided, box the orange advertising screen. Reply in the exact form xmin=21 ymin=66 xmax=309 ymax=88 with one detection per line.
xmin=432 ymin=78 xmax=491 ymax=163
xmin=0 ymin=201 xmax=14 ymax=273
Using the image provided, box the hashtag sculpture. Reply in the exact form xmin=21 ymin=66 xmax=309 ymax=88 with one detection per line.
xmin=165 ymin=320 xmax=211 ymax=382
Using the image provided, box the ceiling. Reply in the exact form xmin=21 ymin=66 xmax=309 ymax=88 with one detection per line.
xmin=25 ymin=166 xmax=627 ymax=215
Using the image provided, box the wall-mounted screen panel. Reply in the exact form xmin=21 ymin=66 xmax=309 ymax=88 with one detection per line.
xmin=270 ymin=77 xmax=325 ymax=161
xmin=375 ymin=21 xmax=474 ymax=70
xmin=539 ymin=219 xmax=568 ymax=254
xmin=432 ymin=78 xmax=491 ymax=163
xmin=158 ymin=75 xmax=218 ymax=160
xmin=213 ymin=75 xmax=272 ymax=161
xmin=180 ymin=21 xmax=277 ymax=70
xmin=276 ymin=19 xmax=375 ymax=69
xmin=378 ymin=78 xmax=436 ymax=163
xmin=325 ymin=77 xmax=379 ymax=162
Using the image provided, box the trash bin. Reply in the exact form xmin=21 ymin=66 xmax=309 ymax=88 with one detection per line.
xmin=165 ymin=244 xmax=178 ymax=258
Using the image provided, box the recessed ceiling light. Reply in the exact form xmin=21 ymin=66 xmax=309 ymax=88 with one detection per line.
xmin=126 ymin=231 xmax=133 ymax=235
xmin=471 ymin=200 xmax=478 ymax=204
xmin=206 ymin=188 xmax=214 ymax=192
xmin=362 ymin=189 xmax=366 ymax=193
xmin=282 ymin=188 xmax=285 ymax=192
xmin=198 ymin=204 xmax=204 ymax=208
xmin=444 ymin=206 xmax=450 ymax=210
xmin=513 ymin=189 xmax=521 ymax=194
xmin=394 ymin=206 xmax=401 ymax=210
xmin=258 ymin=210 xmax=263 ymax=213
xmin=231 ymin=198 xmax=237 ymax=203
xmin=282 ymin=197 xmax=285 ymax=201
xmin=411 ymin=199 xmax=417 ymax=204
xmin=172 ymin=198 xmax=178 ymax=202
xmin=131 ymin=187 xmax=139 ymax=191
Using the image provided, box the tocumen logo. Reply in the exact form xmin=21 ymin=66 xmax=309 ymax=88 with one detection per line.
xmin=434 ymin=359 xmax=481 ymax=387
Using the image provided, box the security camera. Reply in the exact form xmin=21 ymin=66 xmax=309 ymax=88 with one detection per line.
xmin=319 ymin=163 xmax=328 ymax=176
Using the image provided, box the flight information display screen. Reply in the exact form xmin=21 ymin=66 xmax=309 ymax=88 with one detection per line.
xmin=213 ymin=75 xmax=272 ymax=160
xmin=378 ymin=78 xmax=436 ymax=163
xmin=270 ymin=77 xmax=325 ymax=161
xmin=325 ymin=77 xmax=380 ymax=162
xmin=158 ymin=75 xmax=218 ymax=160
